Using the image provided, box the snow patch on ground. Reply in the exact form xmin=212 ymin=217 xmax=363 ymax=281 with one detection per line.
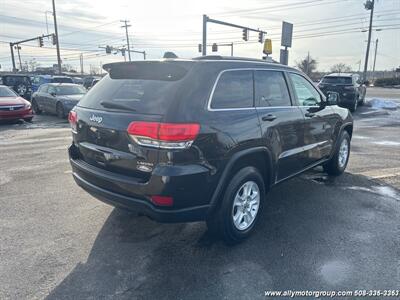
xmin=366 ymin=98 xmax=399 ymax=110
xmin=372 ymin=141 xmax=400 ymax=146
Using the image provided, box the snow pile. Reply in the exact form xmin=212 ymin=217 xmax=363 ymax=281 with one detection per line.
xmin=366 ymin=98 xmax=399 ymax=110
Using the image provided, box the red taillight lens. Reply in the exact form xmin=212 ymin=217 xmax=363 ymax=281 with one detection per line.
xmin=127 ymin=121 xmax=200 ymax=149
xmin=150 ymin=195 xmax=174 ymax=206
xmin=68 ymin=111 xmax=78 ymax=132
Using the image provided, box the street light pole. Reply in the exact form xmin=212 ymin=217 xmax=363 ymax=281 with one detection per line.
xmin=9 ymin=43 xmax=16 ymax=72
xmin=363 ymin=0 xmax=374 ymax=82
xmin=202 ymin=15 xmax=208 ymax=56
xmin=52 ymin=0 xmax=62 ymax=74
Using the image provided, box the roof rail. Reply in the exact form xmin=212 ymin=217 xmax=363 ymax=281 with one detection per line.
xmin=193 ymin=55 xmax=278 ymax=63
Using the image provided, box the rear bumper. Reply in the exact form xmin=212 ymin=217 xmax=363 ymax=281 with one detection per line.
xmin=69 ymin=145 xmax=214 ymax=222
xmin=72 ymin=171 xmax=210 ymax=222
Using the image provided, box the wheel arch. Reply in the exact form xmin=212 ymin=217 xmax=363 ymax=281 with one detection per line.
xmin=208 ymin=147 xmax=274 ymax=214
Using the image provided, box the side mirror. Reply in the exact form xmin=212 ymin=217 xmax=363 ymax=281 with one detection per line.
xmin=50 ymin=92 xmax=56 ymax=97
xmin=326 ymin=92 xmax=339 ymax=105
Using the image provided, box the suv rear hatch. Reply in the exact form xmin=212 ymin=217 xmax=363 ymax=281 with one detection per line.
xmin=70 ymin=61 xmax=193 ymax=183
xmin=318 ymin=76 xmax=353 ymax=94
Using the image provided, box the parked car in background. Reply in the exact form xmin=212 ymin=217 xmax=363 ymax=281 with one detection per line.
xmin=318 ymin=73 xmax=366 ymax=112
xmin=68 ymin=57 xmax=353 ymax=243
xmin=31 ymin=83 xmax=86 ymax=118
xmin=0 ymin=74 xmax=32 ymax=100
xmin=72 ymin=77 xmax=84 ymax=85
xmin=0 ymin=85 xmax=33 ymax=122
xmin=83 ymin=76 xmax=101 ymax=89
xmin=31 ymin=75 xmax=73 ymax=93
xmin=89 ymin=78 xmax=100 ymax=89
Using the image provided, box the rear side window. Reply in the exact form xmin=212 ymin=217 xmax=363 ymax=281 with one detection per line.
xmin=78 ymin=62 xmax=192 ymax=114
xmin=255 ymin=71 xmax=291 ymax=107
xmin=211 ymin=70 xmax=253 ymax=109
xmin=322 ymin=76 xmax=352 ymax=84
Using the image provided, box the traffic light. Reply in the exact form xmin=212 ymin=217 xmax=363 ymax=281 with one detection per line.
xmin=242 ymin=29 xmax=248 ymax=41
xmin=121 ymin=48 xmax=126 ymax=56
xmin=258 ymin=32 xmax=264 ymax=43
xmin=105 ymin=45 xmax=112 ymax=54
xmin=198 ymin=44 xmax=202 ymax=53
xmin=51 ymin=34 xmax=56 ymax=45
xmin=212 ymin=43 xmax=218 ymax=52
xmin=38 ymin=36 xmax=44 ymax=47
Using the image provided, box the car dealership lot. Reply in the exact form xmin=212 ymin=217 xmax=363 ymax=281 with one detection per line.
xmin=0 ymin=87 xmax=399 ymax=299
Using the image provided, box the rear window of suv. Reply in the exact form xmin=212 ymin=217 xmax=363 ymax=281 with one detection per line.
xmin=78 ymin=62 xmax=192 ymax=114
xmin=322 ymin=76 xmax=352 ymax=84
xmin=52 ymin=77 xmax=73 ymax=83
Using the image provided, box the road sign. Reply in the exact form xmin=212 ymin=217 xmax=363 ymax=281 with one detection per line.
xmin=281 ymin=21 xmax=293 ymax=48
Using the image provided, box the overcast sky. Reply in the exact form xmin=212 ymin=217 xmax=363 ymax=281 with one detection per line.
xmin=0 ymin=0 xmax=399 ymax=73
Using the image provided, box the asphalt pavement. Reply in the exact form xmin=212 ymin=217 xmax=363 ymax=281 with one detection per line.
xmin=0 ymin=87 xmax=399 ymax=299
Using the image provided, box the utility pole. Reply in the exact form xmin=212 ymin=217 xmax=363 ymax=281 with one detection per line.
xmin=121 ymin=20 xmax=132 ymax=61
xmin=79 ymin=53 xmax=84 ymax=74
xmin=363 ymin=0 xmax=374 ymax=82
xmin=372 ymin=38 xmax=379 ymax=80
xmin=52 ymin=0 xmax=62 ymax=74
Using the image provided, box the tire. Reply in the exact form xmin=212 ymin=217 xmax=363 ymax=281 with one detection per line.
xmin=349 ymin=95 xmax=358 ymax=113
xmin=24 ymin=117 xmax=33 ymax=123
xmin=31 ymin=99 xmax=42 ymax=115
xmin=56 ymin=102 xmax=65 ymax=118
xmin=206 ymin=166 xmax=265 ymax=244
xmin=323 ymin=131 xmax=351 ymax=176
xmin=358 ymin=92 xmax=365 ymax=106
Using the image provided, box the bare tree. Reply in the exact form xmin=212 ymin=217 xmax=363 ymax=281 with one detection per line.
xmin=330 ymin=63 xmax=352 ymax=73
xmin=296 ymin=53 xmax=318 ymax=77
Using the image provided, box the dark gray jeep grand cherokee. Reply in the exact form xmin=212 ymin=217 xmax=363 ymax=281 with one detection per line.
xmin=68 ymin=56 xmax=353 ymax=244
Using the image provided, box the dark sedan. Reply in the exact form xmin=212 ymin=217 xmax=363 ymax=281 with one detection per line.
xmin=31 ymin=83 xmax=86 ymax=118
xmin=0 ymin=85 xmax=33 ymax=122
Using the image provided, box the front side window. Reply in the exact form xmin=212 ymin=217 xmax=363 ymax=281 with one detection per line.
xmin=255 ymin=71 xmax=291 ymax=107
xmin=48 ymin=86 xmax=56 ymax=95
xmin=211 ymin=70 xmax=253 ymax=109
xmin=289 ymin=73 xmax=321 ymax=106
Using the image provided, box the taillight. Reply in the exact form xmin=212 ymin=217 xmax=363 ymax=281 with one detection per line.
xmin=68 ymin=111 xmax=78 ymax=133
xmin=127 ymin=122 xmax=200 ymax=149
xmin=150 ymin=195 xmax=174 ymax=206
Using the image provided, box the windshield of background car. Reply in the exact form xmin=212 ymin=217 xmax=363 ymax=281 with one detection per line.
xmin=322 ymin=76 xmax=352 ymax=84
xmin=78 ymin=61 xmax=192 ymax=114
xmin=52 ymin=77 xmax=73 ymax=83
xmin=55 ymin=85 xmax=86 ymax=95
xmin=0 ymin=86 xmax=18 ymax=97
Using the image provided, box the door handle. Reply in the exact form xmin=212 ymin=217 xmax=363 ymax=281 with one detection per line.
xmin=262 ymin=114 xmax=277 ymax=122
xmin=305 ymin=112 xmax=316 ymax=118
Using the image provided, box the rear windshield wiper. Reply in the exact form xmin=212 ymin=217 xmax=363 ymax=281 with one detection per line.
xmin=100 ymin=100 xmax=136 ymax=112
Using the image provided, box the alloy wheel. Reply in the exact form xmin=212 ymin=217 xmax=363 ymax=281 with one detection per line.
xmin=232 ymin=181 xmax=260 ymax=231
